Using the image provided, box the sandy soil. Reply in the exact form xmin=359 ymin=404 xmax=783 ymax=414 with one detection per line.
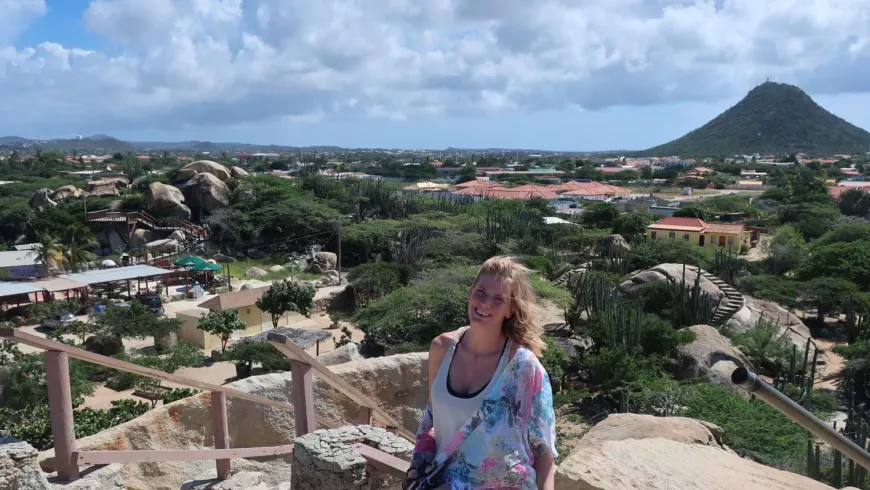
xmin=814 ymin=338 xmax=846 ymax=390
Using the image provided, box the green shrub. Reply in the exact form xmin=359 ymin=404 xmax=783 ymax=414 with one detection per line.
xmin=541 ymin=337 xmax=572 ymax=393
xmin=523 ymin=255 xmax=555 ymax=277
xmin=347 ymin=262 xmax=414 ymax=308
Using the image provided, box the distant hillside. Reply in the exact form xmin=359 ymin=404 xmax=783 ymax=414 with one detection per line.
xmin=646 ymin=82 xmax=870 ymax=156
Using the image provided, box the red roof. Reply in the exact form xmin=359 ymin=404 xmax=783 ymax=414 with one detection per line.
xmin=830 ymin=186 xmax=870 ymax=199
xmin=456 ymin=179 xmax=500 ymax=188
xmin=650 ymin=217 xmax=707 ymax=229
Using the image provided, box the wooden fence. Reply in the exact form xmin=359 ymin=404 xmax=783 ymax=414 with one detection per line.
xmin=0 ymin=328 xmax=410 ymax=482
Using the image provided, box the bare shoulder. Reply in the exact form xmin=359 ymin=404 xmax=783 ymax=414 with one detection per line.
xmin=429 ymin=330 xmax=458 ymax=363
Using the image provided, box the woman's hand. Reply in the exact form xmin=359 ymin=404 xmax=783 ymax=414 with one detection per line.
xmin=402 ymin=469 xmax=419 ymax=490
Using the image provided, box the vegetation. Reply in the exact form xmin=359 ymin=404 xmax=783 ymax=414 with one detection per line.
xmin=256 ymin=280 xmax=316 ymax=329
xmin=198 ymin=310 xmax=246 ymax=353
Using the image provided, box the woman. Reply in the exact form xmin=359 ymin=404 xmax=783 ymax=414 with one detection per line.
xmin=405 ymin=256 xmax=557 ymax=489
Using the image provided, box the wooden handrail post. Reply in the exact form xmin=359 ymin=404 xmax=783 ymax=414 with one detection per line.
xmin=291 ymin=361 xmax=315 ymax=436
xmin=358 ymin=406 xmax=372 ymax=426
xmin=45 ymin=351 xmax=80 ymax=481
xmin=211 ymin=392 xmax=231 ymax=480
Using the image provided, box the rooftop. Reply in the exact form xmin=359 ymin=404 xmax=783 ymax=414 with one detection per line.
xmin=649 ymin=217 xmax=707 ymax=230
xmin=198 ymin=286 xmax=270 ymax=311
xmin=246 ymin=326 xmax=331 ymax=350
xmin=0 ymin=250 xmax=40 ymax=269
xmin=60 ymin=265 xmax=174 ymax=285
xmin=0 ymin=282 xmax=43 ymax=299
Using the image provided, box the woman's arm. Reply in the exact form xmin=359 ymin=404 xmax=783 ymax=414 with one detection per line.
xmin=407 ymin=331 xmax=454 ymax=480
xmin=534 ymin=452 xmax=555 ymax=490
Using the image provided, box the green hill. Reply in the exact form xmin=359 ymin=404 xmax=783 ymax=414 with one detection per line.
xmin=646 ymin=82 xmax=870 ymax=157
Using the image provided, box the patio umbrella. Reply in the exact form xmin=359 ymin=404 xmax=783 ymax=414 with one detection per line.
xmin=174 ymin=256 xmax=205 ymax=268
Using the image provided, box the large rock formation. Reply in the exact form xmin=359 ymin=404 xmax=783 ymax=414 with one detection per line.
xmin=130 ymin=229 xmax=158 ymax=251
xmin=95 ymin=229 xmax=125 ymax=252
xmin=149 ymin=182 xmax=191 ymax=220
xmin=619 ymin=263 xmax=725 ymax=300
xmin=317 ymin=343 xmax=364 ymax=367
xmin=86 ymin=179 xmax=126 ymax=197
xmin=1 ymin=435 xmax=50 ymax=490
xmin=556 ymin=413 xmax=835 ymax=490
xmin=51 ymin=185 xmax=88 ymax=202
xmin=600 ymin=234 xmax=631 ymax=255
xmin=186 ymin=172 xmax=229 ymax=212
xmin=231 ymin=166 xmax=250 ymax=178
xmin=177 ymin=160 xmax=232 ymax=182
xmin=28 ymin=188 xmax=57 ymax=209
xmin=674 ymin=325 xmax=750 ymax=397
xmin=39 ymin=353 xmax=428 ymax=490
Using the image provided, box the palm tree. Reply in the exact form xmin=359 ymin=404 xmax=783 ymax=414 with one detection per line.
xmin=63 ymin=226 xmax=98 ymax=272
xmin=27 ymin=232 xmax=63 ymax=275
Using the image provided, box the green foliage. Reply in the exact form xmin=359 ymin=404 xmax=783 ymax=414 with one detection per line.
xmin=673 ymin=206 xmax=713 ymax=221
xmin=256 ymin=280 xmax=316 ymax=328
xmin=626 ymin=373 xmax=692 ymax=417
xmin=712 ymin=246 xmax=745 ymax=283
xmin=798 ymin=243 xmax=870 ymax=290
xmin=91 ymin=302 xmax=181 ymax=342
xmin=0 ymin=339 xmax=23 ymax=366
xmin=800 ymin=277 xmax=860 ymax=324
xmin=582 ymin=202 xmax=620 ymax=228
xmin=341 ymin=220 xmax=401 ymax=267
xmin=611 ymin=211 xmax=652 ymax=239
xmin=162 ymin=388 xmax=201 ymax=405
xmin=540 ymin=337 xmax=572 ymax=393
xmin=347 ymin=262 xmax=413 ymax=308
xmin=732 ymin=318 xmax=792 ymax=373
xmin=334 ymin=326 xmax=354 ymax=349
xmin=226 ymin=341 xmax=290 ymax=376
xmin=523 ymin=255 xmax=555 ymax=277
xmin=646 ymin=82 xmax=870 ymax=156
xmin=667 ymin=265 xmax=722 ymax=328
xmin=738 ymin=275 xmax=803 ymax=309
xmin=354 ymin=270 xmax=471 ymax=351
xmin=838 ymin=188 xmax=870 ymax=216
xmin=765 ymin=224 xmax=806 ymax=274
xmin=585 ymin=347 xmax=667 ymax=391
xmin=198 ymin=310 xmax=246 ymax=353
xmin=812 ymin=223 xmax=870 ymax=249
xmin=567 ymin=271 xmax=614 ymax=325
xmin=629 ymin=238 xmax=702 ymax=271
xmin=392 ymin=225 xmax=439 ymax=267
xmin=528 ymin=274 xmax=573 ymax=309
xmin=778 ymin=203 xmax=841 ymax=240
xmin=683 ymin=384 xmax=808 ymax=468
xmin=28 ymin=299 xmax=81 ymax=324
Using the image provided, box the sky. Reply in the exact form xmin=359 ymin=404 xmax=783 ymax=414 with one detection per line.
xmin=2 ymin=0 xmax=870 ymax=151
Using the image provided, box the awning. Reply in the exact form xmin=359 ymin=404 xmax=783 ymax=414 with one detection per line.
xmin=0 ymin=282 xmax=43 ymax=299
xmin=60 ymin=265 xmax=174 ymax=285
xmin=32 ymin=277 xmax=89 ymax=292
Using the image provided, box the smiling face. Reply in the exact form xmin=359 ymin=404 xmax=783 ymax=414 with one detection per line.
xmin=468 ymin=273 xmax=514 ymax=330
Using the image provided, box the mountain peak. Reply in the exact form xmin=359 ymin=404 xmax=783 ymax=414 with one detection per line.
xmin=646 ymin=83 xmax=870 ymax=156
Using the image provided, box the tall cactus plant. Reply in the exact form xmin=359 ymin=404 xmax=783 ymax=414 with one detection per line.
xmin=667 ymin=264 xmax=722 ymax=327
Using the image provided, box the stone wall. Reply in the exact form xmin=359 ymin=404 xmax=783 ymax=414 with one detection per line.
xmin=292 ymin=426 xmax=412 ymax=490
xmin=38 ymin=353 xmax=428 ymax=490
xmin=1 ymin=435 xmax=50 ymax=490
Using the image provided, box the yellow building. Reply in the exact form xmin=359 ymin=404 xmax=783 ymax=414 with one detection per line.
xmin=646 ymin=217 xmax=749 ymax=249
xmin=176 ymin=287 xmax=293 ymax=349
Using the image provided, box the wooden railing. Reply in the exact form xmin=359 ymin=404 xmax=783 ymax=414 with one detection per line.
xmin=0 ymin=328 xmax=412 ymax=483
xmin=85 ymin=209 xmax=208 ymax=241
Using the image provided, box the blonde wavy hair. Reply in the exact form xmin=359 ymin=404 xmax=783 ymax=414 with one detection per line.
xmin=473 ymin=256 xmax=546 ymax=356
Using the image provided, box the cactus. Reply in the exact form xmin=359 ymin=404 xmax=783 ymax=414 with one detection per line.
xmin=667 ymin=264 xmax=722 ymax=327
xmin=789 ymin=344 xmax=797 ymax=385
xmin=603 ymin=300 xmax=644 ymax=355
xmin=567 ymin=271 xmax=614 ymax=325
xmin=712 ymin=246 xmax=745 ymax=284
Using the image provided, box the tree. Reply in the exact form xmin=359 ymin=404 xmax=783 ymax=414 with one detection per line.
xmin=674 ymin=206 xmax=713 ymax=222
xmin=798 ymin=240 xmax=870 ymax=289
xmin=91 ymin=302 xmax=181 ymax=345
xmin=764 ymin=224 xmax=805 ymax=274
xmin=801 ymin=277 xmax=859 ymax=325
xmin=732 ymin=318 xmax=792 ymax=374
xmin=612 ymin=211 xmax=652 ymax=239
xmin=582 ymin=202 xmax=620 ymax=228
xmin=27 ymin=232 xmax=63 ymax=274
xmin=198 ymin=310 xmax=245 ymax=353
xmin=256 ymin=281 xmax=316 ymax=329
xmin=838 ymin=188 xmax=870 ymax=216
xmin=63 ymin=226 xmax=97 ymax=272
xmin=457 ymin=165 xmax=477 ymax=183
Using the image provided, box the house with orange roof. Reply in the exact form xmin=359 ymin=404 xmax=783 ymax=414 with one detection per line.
xmin=647 ymin=217 xmax=749 ymax=249
xmin=556 ymin=181 xmax=631 ymax=201
xmin=686 ymin=167 xmax=713 ymax=176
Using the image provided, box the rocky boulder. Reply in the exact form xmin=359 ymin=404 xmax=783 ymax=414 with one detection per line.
xmin=51 ymin=185 xmax=87 ymax=201
xmin=600 ymin=234 xmax=631 ymax=255
xmin=268 ymin=265 xmax=285 ymax=273
xmin=1 ymin=435 xmax=50 ymax=490
xmin=86 ymin=178 xmax=125 ymax=197
xmin=177 ymin=160 xmax=232 ymax=182
xmin=28 ymin=188 xmax=57 ymax=209
xmin=96 ymin=229 xmax=125 ymax=252
xmin=145 ymin=239 xmax=179 ymax=254
xmin=149 ymin=182 xmax=191 ymax=220
xmin=130 ymin=229 xmax=158 ymax=251
xmin=674 ymin=325 xmax=749 ymax=379
xmin=619 ymin=263 xmax=726 ymax=300
xmin=40 ymin=353 xmax=429 ymax=490
xmin=245 ymin=267 xmax=268 ymax=278
xmin=556 ymin=413 xmax=834 ymax=490
xmin=308 ymin=251 xmax=338 ymax=273
xmin=231 ymin=166 xmax=250 ymax=178
xmin=317 ymin=343 xmax=364 ymax=367
xmin=725 ymin=295 xmax=824 ymax=366
xmin=186 ymin=172 xmax=229 ymax=212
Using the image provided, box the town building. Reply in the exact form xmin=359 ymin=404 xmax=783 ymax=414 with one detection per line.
xmin=646 ymin=217 xmax=749 ymax=249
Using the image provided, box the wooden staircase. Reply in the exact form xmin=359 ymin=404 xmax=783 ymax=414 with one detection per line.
xmin=86 ymin=210 xmax=208 ymax=249
xmin=699 ymin=269 xmax=745 ymax=325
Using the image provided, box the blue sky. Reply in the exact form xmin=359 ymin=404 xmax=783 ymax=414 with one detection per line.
xmin=2 ymin=0 xmax=870 ymax=151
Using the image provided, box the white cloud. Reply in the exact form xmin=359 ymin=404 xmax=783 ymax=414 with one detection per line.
xmin=2 ymin=0 xmax=870 ymax=135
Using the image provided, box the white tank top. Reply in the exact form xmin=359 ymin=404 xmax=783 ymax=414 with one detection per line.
xmin=431 ymin=327 xmax=511 ymax=452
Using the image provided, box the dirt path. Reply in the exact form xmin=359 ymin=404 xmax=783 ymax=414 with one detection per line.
xmin=814 ymin=338 xmax=846 ymax=390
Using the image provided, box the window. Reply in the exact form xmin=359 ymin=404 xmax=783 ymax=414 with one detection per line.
xmin=651 ymin=231 xmax=657 ymax=239
xmin=682 ymin=234 xmax=690 ymax=241
xmin=709 ymin=236 xmax=716 ymax=246
xmin=728 ymin=237 xmax=734 ymax=245
xmin=668 ymin=232 xmax=676 ymax=239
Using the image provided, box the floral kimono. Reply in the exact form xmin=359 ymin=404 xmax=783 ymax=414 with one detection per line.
xmin=410 ymin=346 xmax=558 ymax=489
